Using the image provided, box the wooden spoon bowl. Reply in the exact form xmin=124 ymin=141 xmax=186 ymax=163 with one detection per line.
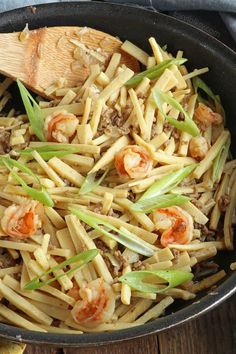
xmin=0 ymin=26 xmax=139 ymax=97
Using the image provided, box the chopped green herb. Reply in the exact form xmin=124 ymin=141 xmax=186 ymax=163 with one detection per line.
xmin=79 ymin=169 xmax=109 ymax=195
xmin=136 ymin=165 xmax=196 ymax=206
xmin=119 ymin=269 xmax=193 ymax=293
xmin=18 ymin=144 xmax=82 ymax=161
xmin=126 ymin=58 xmax=187 ymax=87
xmin=3 ymin=156 xmax=40 ymax=183
xmin=130 ymin=194 xmax=190 ymax=213
xmin=17 ymin=80 xmax=45 ymax=142
xmin=0 ymin=157 xmax=54 ymax=207
xmin=161 ymin=44 xmax=168 ymax=51
xmin=212 ymin=139 xmax=231 ymax=183
xmin=23 ymin=249 xmax=98 ymax=290
xmin=152 ymin=89 xmax=200 ymax=136
xmin=193 ymin=77 xmax=225 ymax=119
xmin=69 ymin=208 xmax=155 ymax=257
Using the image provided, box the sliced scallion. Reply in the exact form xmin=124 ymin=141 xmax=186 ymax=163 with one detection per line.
xmin=192 ymin=77 xmax=225 ymax=119
xmin=17 ymin=145 xmax=82 ymax=161
xmin=212 ymin=139 xmax=231 ymax=183
xmin=69 ymin=207 xmax=155 ymax=257
xmin=79 ymin=169 xmax=109 ymax=195
xmin=136 ymin=165 xmax=196 ymax=205
xmin=0 ymin=157 xmax=54 ymax=207
xmin=131 ymin=194 xmax=190 ymax=213
xmin=119 ymin=269 xmax=193 ymax=293
xmin=126 ymin=58 xmax=187 ymax=87
xmin=17 ymin=80 xmax=45 ymax=142
xmin=23 ymin=249 xmax=98 ymax=290
xmin=152 ymin=89 xmax=200 ymax=137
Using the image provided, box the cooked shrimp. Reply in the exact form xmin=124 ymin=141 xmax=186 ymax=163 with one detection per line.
xmin=194 ymin=103 xmax=223 ymax=131
xmin=67 ymin=284 xmax=81 ymax=301
xmin=189 ymin=136 xmax=209 ymax=160
xmin=152 ymin=206 xmax=193 ymax=247
xmin=71 ymin=278 xmax=115 ymax=327
xmin=1 ymin=200 xmax=43 ymax=239
xmin=115 ymin=145 xmax=152 ymax=179
xmin=44 ymin=110 xmax=79 ymax=143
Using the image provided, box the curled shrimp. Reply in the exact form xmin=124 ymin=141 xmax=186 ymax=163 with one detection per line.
xmin=152 ymin=206 xmax=193 ymax=247
xmin=189 ymin=136 xmax=209 ymax=160
xmin=1 ymin=200 xmax=43 ymax=239
xmin=71 ymin=278 xmax=115 ymax=327
xmin=194 ymin=103 xmax=223 ymax=131
xmin=44 ymin=110 xmax=79 ymax=143
xmin=115 ymin=145 xmax=152 ymax=179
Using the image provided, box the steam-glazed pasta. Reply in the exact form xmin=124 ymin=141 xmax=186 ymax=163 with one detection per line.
xmin=0 ymin=29 xmax=234 ymax=333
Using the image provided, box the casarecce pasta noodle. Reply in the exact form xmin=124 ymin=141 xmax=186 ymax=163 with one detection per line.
xmin=0 ymin=30 xmax=234 ymax=333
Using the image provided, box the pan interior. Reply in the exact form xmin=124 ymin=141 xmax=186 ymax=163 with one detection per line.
xmin=0 ymin=1 xmax=235 ymax=346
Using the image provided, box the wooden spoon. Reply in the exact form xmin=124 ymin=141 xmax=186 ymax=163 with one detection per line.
xmin=0 ymin=26 xmax=139 ymax=98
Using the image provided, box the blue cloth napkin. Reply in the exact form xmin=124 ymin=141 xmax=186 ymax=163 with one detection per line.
xmin=105 ymin=0 xmax=236 ymax=46
xmin=0 ymin=0 xmax=235 ymax=49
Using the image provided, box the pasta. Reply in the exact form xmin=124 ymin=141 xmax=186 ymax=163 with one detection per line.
xmin=0 ymin=28 xmax=234 ymax=334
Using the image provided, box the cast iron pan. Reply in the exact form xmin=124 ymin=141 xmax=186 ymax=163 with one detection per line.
xmin=0 ymin=1 xmax=235 ymax=347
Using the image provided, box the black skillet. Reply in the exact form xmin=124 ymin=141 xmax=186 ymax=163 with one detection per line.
xmin=0 ymin=1 xmax=235 ymax=347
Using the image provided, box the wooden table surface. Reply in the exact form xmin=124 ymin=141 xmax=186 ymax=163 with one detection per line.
xmin=24 ymin=293 xmax=236 ymax=354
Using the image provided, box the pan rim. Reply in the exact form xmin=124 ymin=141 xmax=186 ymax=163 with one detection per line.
xmin=0 ymin=1 xmax=235 ymax=346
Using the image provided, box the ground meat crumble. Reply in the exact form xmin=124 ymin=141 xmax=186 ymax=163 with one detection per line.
xmin=0 ymin=130 xmax=10 ymax=154
xmin=194 ymin=222 xmax=216 ymax=242
xmin=218 ymin=194 xmax=230 ymax=212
